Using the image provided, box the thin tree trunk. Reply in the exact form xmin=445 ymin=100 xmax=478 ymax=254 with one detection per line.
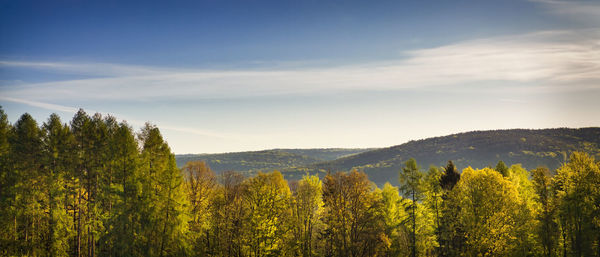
xmin=77 ymin=187 xmax=82 ymax=257
xmin=412 ymin=190 xmax=417 ymax=257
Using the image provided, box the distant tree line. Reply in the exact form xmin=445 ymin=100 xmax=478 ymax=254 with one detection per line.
xmin=1 ymin=108 xmax=599 ymax=257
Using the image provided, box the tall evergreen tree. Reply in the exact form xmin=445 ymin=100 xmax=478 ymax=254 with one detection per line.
xmin=439 ymin=160 xmax=463 ymax=257
xmin=99 ymin=122 xmax=143 ymax=257
xmin=139 ymin=123 xmax=190 ymax=257
xmin=399 ymin=158 xmax=423 ymax=257
xmin=424 ymin=165 xmax=443 ymax=255
xmin=42 ymin=114 xmax=76 ymax=256
xmin=10 ymin=113 xmax=44 ymax=256
xmin=0 ymin=107 xmax=14 ymax=255
xmin=70 ymin=109 xmax=92 ymax=257
xmin=440 ymin=161 xmax=460 ymax=191
xmin=495 ymin=160 xmax=509 ymax=177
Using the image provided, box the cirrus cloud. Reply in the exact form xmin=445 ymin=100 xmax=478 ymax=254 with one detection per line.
xmin=1 ymin=29 xmax=599 ymax=102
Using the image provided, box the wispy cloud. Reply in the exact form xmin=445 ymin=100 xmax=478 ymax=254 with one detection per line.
xmin=0 ymin=96 xmax=251 ymax=140
xmin=0 ymin=96 xmax=79 ymax=113
xmin=531 ymin=0 xmax=600 ymax=24
xmin=0 ymin=61 xmax=172 ymax=77
xmin=1 ymin=29 xmax=599 ymax=102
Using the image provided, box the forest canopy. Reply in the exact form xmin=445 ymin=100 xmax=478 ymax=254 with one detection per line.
xmin=1 ymin=108 xmax=599 ymax=257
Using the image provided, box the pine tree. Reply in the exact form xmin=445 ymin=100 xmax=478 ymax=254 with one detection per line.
xmin=100 ymin=122 xmax=143 ymax=256
xmin=0 ymin=106 xmax=14 ymax=255
xmin=139 ymin=123 xmax=190 ymax=257
xmin=10 ymin=113 xmax=45 ymax=255
xmin=495 ymin=160 xmax=509 ymax=177
xmin=42 ymin=113 xmax=76 ymax=256
xmin=70 ymin=109 xmax=92 ymax=257
xmin=399 ymin=158 xmax=423 ymax=257
xmin=438 ymin=160 xmax=463 ymax=257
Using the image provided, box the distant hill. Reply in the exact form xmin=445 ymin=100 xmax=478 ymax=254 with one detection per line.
xmin=301 ymin=128 xmax=600 ymax=185
xmin=175 ymin=128 xmax=600 ymax=186
xmin=175 ymin=148 xmax=372 ymax=174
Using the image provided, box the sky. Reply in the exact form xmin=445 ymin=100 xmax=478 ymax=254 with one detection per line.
xmin=1 ymin=0 xmax=599 ymax=154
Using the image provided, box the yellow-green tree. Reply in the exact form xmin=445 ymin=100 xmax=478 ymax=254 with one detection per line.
xmin=139 ymin=123 xmax=190 ymax=257
xmin=210 ymin=170 xmax=247 ymax=256
xmin=99 ymin=122 xmax=143 ymax=256
xmin=532 ymin=166 xmax=559 ymax=257
xmin=507 ymin=164 xmax=540 ymax=256
xmin=553 ymin=152 xmax=600 ymax=257
xmin=379 ymin=183 xmax=410 ymax=256
xmin=453 ymin=167 xmax=522 ymax=256
xmin=242 ymin=170 xmax=292 ymax=257
xmin=424 ymin=165 xmax=443 ymax=253
xmin=399 ymin=158 xmax=424 ymax=257
xmin=184 ymin=161 xmax=217 ymax=255
xmin=290 ymin=174 xmax=323 ymax=257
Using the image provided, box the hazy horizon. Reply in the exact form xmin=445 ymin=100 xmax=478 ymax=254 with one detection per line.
xmin=2 ymin=0 xmax=600 ymax=154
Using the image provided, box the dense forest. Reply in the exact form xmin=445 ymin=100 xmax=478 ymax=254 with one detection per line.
xmin=1 ymin=108 xmax=600 ymax=257
xmin=175 ymin=148 xmax=372 ymax=172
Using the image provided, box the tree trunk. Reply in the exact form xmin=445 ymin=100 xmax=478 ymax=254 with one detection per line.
xmin=77 ymin=187 xmax=81 ymax=257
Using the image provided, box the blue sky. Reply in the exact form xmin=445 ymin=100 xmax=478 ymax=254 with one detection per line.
xmin=1 ymin=0 xmax=599 ymax=153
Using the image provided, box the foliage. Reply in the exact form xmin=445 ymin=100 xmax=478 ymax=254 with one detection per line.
xmin=451 ymin=167 xmax=523 ymax=256
xmin=1 ymin=108 xmax=600 ymax=257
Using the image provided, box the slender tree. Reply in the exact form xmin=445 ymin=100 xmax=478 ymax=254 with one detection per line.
xmin=139 ymin=123 xmax=190 ymax=257
xmin=398 ymin=158 xmax=423 ymax=257
xmin=10 ymin=113 xmax=44 ymax=256
xmin=379 ymin=183 xmax=410 ymax=256
xmin=438 ymin=160 xmax=463 ymax=257
xmin=532 ymin=167 xmax=558 ymax=257
xmin=100 ymin=122 xmax=143 ymax=257
xmin=290 ymin=174 xmax=323 ymax=257
xmin=42 ymin=114 xmax=75 ymax=256
xmin=70 ymin=109 xmax=91 ymax=257
xmin=0 ymin=107 xmax=14 ymax=256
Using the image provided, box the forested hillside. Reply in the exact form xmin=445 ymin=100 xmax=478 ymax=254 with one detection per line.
xmin=2 ymin=108 xmax=600 ymax=257
xmin=175 ymin=148 xmax=371 ymax=172
xmin=308 ymin=128 xmax=600 ymax=185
